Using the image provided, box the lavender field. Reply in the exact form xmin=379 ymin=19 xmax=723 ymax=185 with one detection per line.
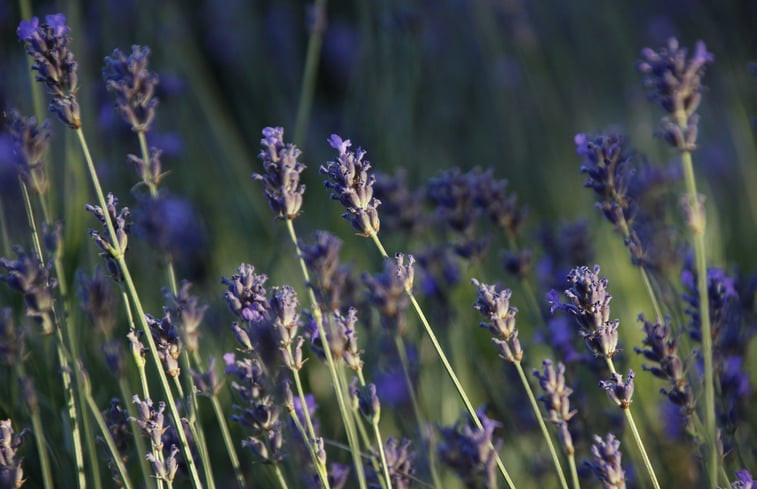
xmin=1 ymin=1 xmax=756 ymax=488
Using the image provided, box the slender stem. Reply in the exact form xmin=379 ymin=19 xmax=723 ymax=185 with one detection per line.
xmin=209 ymin=395 xmax=247 ymax=489
xmin=369 ymin=233 xmax=516 ymax=489
xmin=288 ymin=409 xmax=331 ymax=489
xmin=639 ymin=267 xmax=663 ymax=323
xmin=0 ymin=197 xmax=10 ymax=256
xmin=293 ymin=0 xmax=327 ymax=146
xmin=679 ymin=145 xmax=716 ymax=489
xmin=567 ymin=454 xmax=580 ymax=489
xmin=19 ymin=180 xmax=43 ymax=261
xmin=272 ymin=463 xmax=291 ymax=489
xmin=75 ymin=127 xmax=204 ymax=489
xmin=16 ymin=366 xmax=54 ymax=489
xmin=176 ymin=355 xmax=215 ymax=489
xmin=285 ymin=219 xmax=368 ymax=489
xmin=605 ymin=358 xmax=660 ymax=489
xmin=118 ymin=377 xmax=155 ymax=489
xmin=513 ymin=361 xmax=569 ymax=489
xmin=372 ymin=420 xmax=393 ymax=489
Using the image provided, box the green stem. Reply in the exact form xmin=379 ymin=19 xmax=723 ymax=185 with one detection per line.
xmin=16 ymin=366 xmax=54 ymax=489
xmin=372 ymin=420 xmax=393 ymax=489
xmin=177 ymin=354 xmax=216 ymax=489
xmin=513 ymin=361 xmax=569 ymax=489
xmin=639 ymin=267 xmax=663 ymax=323
xmin=285 ymin=219 xmax=368 ymax=489
xmin=288 ymin=409 xmax=331 ymax=489
xmin=679 ymin=145 xmax=716 ymax=489
xmin=80 ymin=370 xmax=135 ymax=489
xmin=209 ymin=395 xmax=247 ymax=489
xmin=605 ymin=359 xmax=660 ymax=489
xmin=272 ymin=463 xmax=290 ymax=489
xmin=369 ymin=232 xmax=517 ymax=489
xmin=567 ymin=454 xmax=580 ymax=489
xmin=75 ymin=127 xmax=204 ymax=489
xmin=293 ymin=0 xmax=327 ymax=146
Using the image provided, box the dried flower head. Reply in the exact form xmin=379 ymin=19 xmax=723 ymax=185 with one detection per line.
xmin=103 ymin=45 xmax=160 ymax=132
xmin=17 ymin=14 xmax=80 ymax=128
xmin=322 ymin=134 xmax=381 ymax=236
xmin=253 ymin=126 xmax=306 ymax=219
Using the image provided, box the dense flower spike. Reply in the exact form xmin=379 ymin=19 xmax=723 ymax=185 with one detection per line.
xmin=471 ymin=279 xmax=517 ymax=340
xmin=85 ymin=193 xmax=130 ymax=281
xmin=322 ymin=134 xmax=381 ymax=236
xmin=222 ymin=263 xmax=270 ymax=323
xmin=17 ymin=14 xmax=80 ymax=128
xmin=382 ymin=438 xmax=415 ymax=489
xmin=681 ymin=259 xmax=739 ymax=343
xmin=6 ymin=110 xmax=51 ymax=195
xmin=254 ymin=126 xmax=306 ymax=219
xmin=438 ymin=409 xmax=503 ymax=489
xmin=162 ymin=281 xmax=207 ymax=354
xmin=144 ymin=311 xmax=182 ymax=377
xmin=587 ymin=433 xmax=626 ymax=489
xmin=362 ymin=254 xmax=414 ymax=335
xmin=0 ymin=247 xmax=57 ymax=335
xmin=103 ymin=45 xmax=160 ymax=132
xmin=634 ymin=314 xmax=694 ymax=416
xmin=533 ymin=359 xmax=577 ymax=454
xmin=548 ymin=265 xmax=620 ymax=358
xmin=0 ymin=419 xmax=29 ymax=489
xmin=638 ymin=38 xmax=714 ymax=150
xmin=599 ymin=370 xmax=635 ymax=409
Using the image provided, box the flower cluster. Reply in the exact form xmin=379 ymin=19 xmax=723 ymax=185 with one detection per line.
xmin=472 ymin=278 xmax=523 ymax=363
xmin=103 ymin=45 xmax=160 ymax=132
xmin=533 ymin=359 xmax=577 ymax=454
xmin=299 ymin=231 xmax=357 ymax=312
xmin=308 ymin=307 xmax=363 ymax=371
xmin=382 ymin=438 xmax=415 ymax=489
xmin=0 ymin=419 xmax=29 ymax=489
xmin=548 ymin=265 xmax=620 ymax=358
xmin=6 ymin=111 xmax=51 ymax=196
xmin=599 ymin=370 xmax=635 ymax=409
xmin=253 ymin=127 xmax=306 ymax=219
xmin=322 ymin=134 xmax=381 ymax=236
xmin=438 ymin=409 xmax=502 ymax=489
xmin=162 ymin=281 xmax=207 ymax=355
xmin=0 ymin=247 xmax=57 ymax=335
xmin=363 ymin=254 xmax=415 ymax=335
xmin=85 ymin=193 xmax=130 ymax=281
xmin=638 ymin=38 xmax=714 ymax=150
xmin=17 ymin=14 xmax=80 ymax=128
xmin=131 ymin=395 xmax=181 ymax=483
xmin=587 ymin=433 xmax=626 ymax=489
xmin=144 ymin=311 xmax=182 ymax=377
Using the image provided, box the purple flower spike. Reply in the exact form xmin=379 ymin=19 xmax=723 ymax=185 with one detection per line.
xmin=587 ymin=433 xmax=626 ymax=489
xmin=7 ymin=110 xmax=52 ymax=196
xmin=17 ymin=14 xmax=80 ymax=128
xmin=533 ymin=359 xmax=577 ymax=454
xmin=0 ymin=418 xmax=29 ymax=489
xmin=253 ymin=126 xmax=306 ymax=220
xmin=0 ymin=247 xmax=57 ymax=335
xmin=471 ymin=278 xmax=518 ymax=340
xmin=103 ymin=45 xmax=160 ymax=132
xmin=600 ymin=370 xmax=635 ymax=409
xmin=321 ymin=135 xmax=381 ymax=237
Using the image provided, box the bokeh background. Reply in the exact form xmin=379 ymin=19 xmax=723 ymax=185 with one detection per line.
xmin=1 ymin=0 xmax=756 ymax=487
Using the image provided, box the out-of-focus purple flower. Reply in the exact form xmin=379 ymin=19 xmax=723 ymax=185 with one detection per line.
xmin=322 ymin=134 xmax=381 ymax=237
xmin=0 ymin=247 xmax=57 ymax=335
xmin=587 ymin=433 xmax=626 ymax=489
xmin=103 ymin=45 xmax=160 ymax=132
xmin=77 ymin=266 xmax=117 ymax=337
xmin=299 ymin=230 xmax=357 ymax=312
xmin=682 ymin=259 xmax=738 ymax=343
xmin=350 ymin=380 xmax=380 ymax=423
xmin=0 ymin=418 xmax=29 ymax=489
xmin=104 ymin=398 xmax=130 ymax=455
xmin=363 ymin=254 xmax=414 ymax=335
xmin=6 ymin=110 xmax=51 ymax=195
xmin=308 ymin=307 xmax=363 ymax=371
xmin=17 ymin=14 xmax=80 ymax=128
xmin=132 ymin=193 xmax=207 ymax=266
xmin=471 ymin=279 xmax=517 ymax=340
xmin=503 ymin=249 xmax=532 ymax=280
xmin=537 ymin=219 xmax=595 ymax=294
xmin=635 ymin=314 xmax=694 ymax=417
xmin=533 ymin=359 xmax=577 ymax=454
xmin=144 ymin=311 xmax=181 ymax=377
xmin=599 ymin=370 xmax=635 ymax=409
xmin=438 ymin=408 xmax=502 ymax=489
xmin=222 ymin=263 xmax=269 ymax=324
xmin=382 ymin=438 xmax=415 ymax=489
xmin=189 ymin=357 xmax=223 ymax=397
xmin=729 ymin=470 xmax=755 ymax=489
xmin=548 ymin=265 xmax=620 ymax=359
xmin=373 ymin=170 xmax=425 ymax=235
xmin=471 ymin=168 xmax=526 ymax=238
xmin=127 ymin=147 xmax=164 ymax=193
xmin=85 ymin=193 xmax=130 ymax=281
xmin=638 ymin=38 xmax=714 ymax=150
xmin=253 ymin=126 xmax=306 ymax=220
xmin=162 ymin=281 xmax=207 ymax=355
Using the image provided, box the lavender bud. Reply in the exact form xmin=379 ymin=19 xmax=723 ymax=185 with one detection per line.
xmin=0 ymin=247 xmax=57 ymax=335
xmin=471 ymin=278 xmax=518 ymax=340
xmin=492 ymin=330 xmax=523 ymax=363
xmin=383 ymin=438 xmax=415 ymax=489
xmin=85 ymin=193 xmax=130 ymax=280
xmin=600 ymin=370 xmax=635 ymax=409
xmin=270 ymin=285 xmax=300 ymax=346
xmin=6 ymin=110 xmax=51 ymax=195
xmin=0 ymin=419 xmax=29 ymax=489
xmin=350 ymin=380 xmax=381 ymax=423
xmin=532 ymin=359 xmax=577 ymax=454
xmin=127 ymin=147 xmax=164 ymax=192
xmin=322 ymin=134 xmax=381 ymax=237
xmin=253 ymin=126 xmax=306 ymax=220
xmin=438 ymin=408 xmax=502 ymax=489
xmin=126 ymin=329 xmax=147 ymax=368
xmin=130 ymin=395 xmax=168 ymax=451
xmin=162 ymin=281 xmax=207 ymax=354
xmin=145 ymin=312 xmax=181 ymax=377
xmin=17 ymin=14 xmax=81 ymax=128
xmin=362 ymin=254 xmax=414 ymax=335
xmin=222 ymin=263 xmax=269 ymax=322
xmin=190 ymin=357 xmax=223 ymax=397
xmin=587 ymin=433 xmax=626 ymax=488
xmin=103 ymin=45 xmax=160 ymax=133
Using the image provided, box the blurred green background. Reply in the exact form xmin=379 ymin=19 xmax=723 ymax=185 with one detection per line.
xmin=1 ymin=0 xmax=756 ymax=487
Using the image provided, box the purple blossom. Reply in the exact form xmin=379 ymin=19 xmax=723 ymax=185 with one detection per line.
xmin=350 ymin=380 xmax=381 ymax=423
xmin=363 ymin=254 xmax=415 ymax=335
xmin=0 ymin=418 xmax=29 ymax=489
xmin=381 ymin=438 xmax=415 ymax=489
xmin=308 ymin=307 xmax=363 ymax=371
xmin=103 ymin=45 xmax=160 ymax=132
xmin=17 ymin=14 xmax=80 ymax=128
xmin=471 ymin=279 xmax=518 ymax=340
xmin=0 ymin=247 xmax=57 ymax=335
xmin=299 ymin=231 xmax=357 ymax=311
xmin=587 ymin=433 xmax=626 ymax=489
xmin=144 ymin=311 xmax=181 ymax=377
xmin=85 ymin=193 xmax=130 ymax=281
xmin=599 ymin=370 xmax=635 ymax=409
xmin=638 ymin=38 xmax=714 ymax=150
xmin=162 ymin=281 xmax=207 ymax=354
xmin=373 ymin=170 xmax=425 ymax=234
xmin=438 ymin=408 xmax=502 ymax=489
xmin=222 ymin=263 xmax=269 ymax=323
xmin=253 ymin=126 xmax=306 ymax=220
xmin=6 ymin=110 xmax=51 ymax=196
xmin=532 ymin=359 xmax=577 ymax=454
xmin=322 ymin=134 xmax=381 ymax=237
xmin=730 ymin=470 xmax=755 ymax=489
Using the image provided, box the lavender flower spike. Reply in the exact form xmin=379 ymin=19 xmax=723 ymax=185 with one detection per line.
xmin=103 ymin=45 xmax=159 ymax=132
xmin=638 ymin=38 xmax=714 ymax=150
xmin=599 ymin=370 xmax=635 ymax=409
xmin=0 ymin=247 xmax=57 ymax=335
xmin=7 ymin=110 xmax=52 ymax=196
xmin=533 ymin=359 xmax=577 ymax=454
xmin=17 ymin=14 xmax=80 ymax=128
xmin=322 ymin=134 xmax=381 ymax=236
xmin=0 ymin=419 xmax=29 ymax=488
xmin=471 ymin=278 xmax=518 ymax=340
xmin=253 ymin=127 xmax=306 ymax=219
xmin=587 ymin=433 xmax=626 ymax=489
